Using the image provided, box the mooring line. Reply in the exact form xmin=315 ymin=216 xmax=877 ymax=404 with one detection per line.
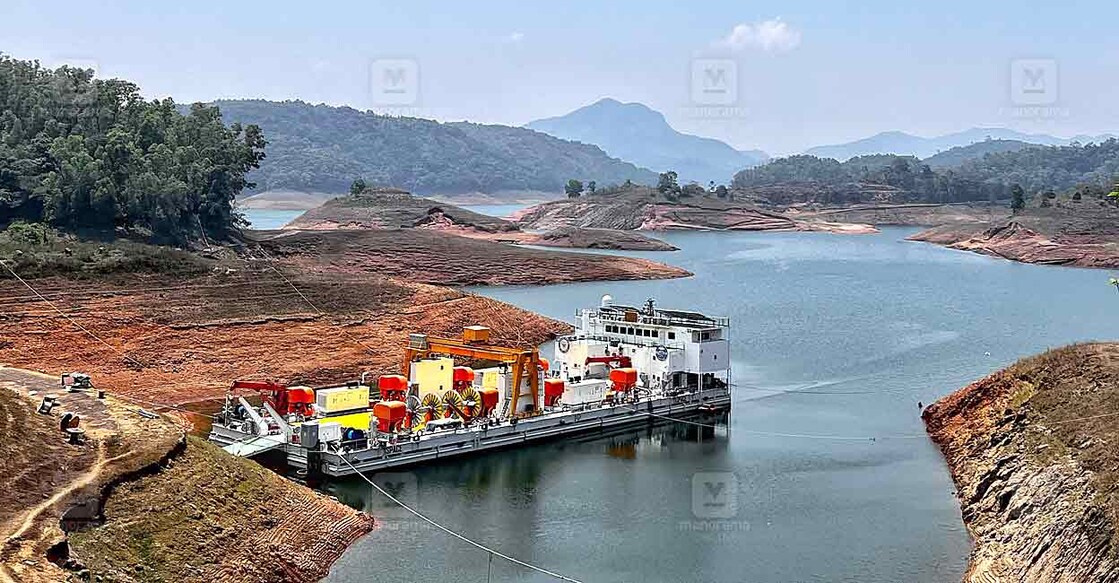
xmin=638 ymin=409 xmax=926 ymax=441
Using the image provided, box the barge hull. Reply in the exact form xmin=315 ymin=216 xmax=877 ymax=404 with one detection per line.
xmin=211 ymin=388 xmax=730 ymax=476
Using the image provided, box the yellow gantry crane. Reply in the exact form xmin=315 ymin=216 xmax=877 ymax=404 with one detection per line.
xmin=402 ymin=326 xmax=541 ymax=418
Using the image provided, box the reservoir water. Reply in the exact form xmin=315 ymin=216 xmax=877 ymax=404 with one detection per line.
xmin=240 ymin=208 xmax=305 ymax=229
xmin=326 ymin=227 xmax=1119 ymax=582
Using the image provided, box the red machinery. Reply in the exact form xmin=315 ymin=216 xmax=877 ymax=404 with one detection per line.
xmin=452 ymin=367 xmax=475 ymax=392
xmin=378 ymin=375 xmax=408 ymax=401
xmin=477 ymin=388 xmax=499 ymax=416
xmin=544 ymin=378 xmax=565 ymax=406
xmin=231 ymin=380 xmax=314 ymax=416
xmin=373 ymin=400 xmax=408 ymax=433
xmin=609 ymin=368 xmax=638 ymax=392
xmin=585 ymin=355 xmax=633 ymax=369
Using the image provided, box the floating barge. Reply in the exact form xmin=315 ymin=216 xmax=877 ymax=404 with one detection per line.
xmin=209 ymin=296 xmax=732 ymax=476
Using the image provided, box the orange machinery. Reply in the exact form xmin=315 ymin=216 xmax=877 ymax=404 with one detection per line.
xmin=403 ymin=326 xmax=541 ymax=418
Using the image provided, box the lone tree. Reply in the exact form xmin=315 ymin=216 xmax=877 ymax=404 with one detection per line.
xmin=715 ymin=184 xmax=729 ymax=199
xmin=657 ymin=171 xmax=680 ymax=196
xmin=587 ymin=180 xmax=596 ymax=195
xmin=565 ymin=179 xmax=584 ymax=198
xmin=1010 ymin=183 xmax=1026 ymax=213
xmin=350 ymin=178 xmax=368 ymax=195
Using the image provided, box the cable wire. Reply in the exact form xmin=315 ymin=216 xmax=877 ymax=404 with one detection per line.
xmin=3 ymin=261 xmax=147 ymax=369
xmin=5 ymin=259 xmax=585 ymax=582
xmin=335 ymin=453 xmax=584 ymax=583
xmin=637 ymin=409 xmax=927 ymax=441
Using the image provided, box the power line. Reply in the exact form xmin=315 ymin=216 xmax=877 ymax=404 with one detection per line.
xmin=638 ymin=409 xmax=926 ymax=441
xmin=72 ymin=390 xmax=585 ymax=582
xmin=5 ymin=260 xmax=585 ymax=582
xmin=730 ymin=381 xmax=912 ymax=397
xmin=335 ymin=453 xmax=584 ymax=583
xmin=2 ymin=261 xmax=147 ymax=369
xmin=245 ymin=246 xmax=587 ymax=583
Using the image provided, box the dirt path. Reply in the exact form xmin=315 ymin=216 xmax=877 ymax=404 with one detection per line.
xmin=2 ymin=444 xmax=135 ymax=545
xmin=0 ymin=366 xmax=180 ymax=582
xmin=0 ymin=442 xmax=123 ymax=583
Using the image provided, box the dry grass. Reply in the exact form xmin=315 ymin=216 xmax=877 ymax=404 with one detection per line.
xmin=1005 ymin=343 xmax=1119 ymax=532
xmin=69 ymin=436 xmax=374 ymax=583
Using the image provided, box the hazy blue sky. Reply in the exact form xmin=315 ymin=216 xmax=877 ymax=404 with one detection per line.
xmin=7 ymin=0 xmax=1118 ymax=153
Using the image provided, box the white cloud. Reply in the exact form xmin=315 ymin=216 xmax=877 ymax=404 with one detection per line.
xmin=716 ymin=19 xmax=801 ymax=52
xmin=506 ymin=32 xmax=525 ymax=43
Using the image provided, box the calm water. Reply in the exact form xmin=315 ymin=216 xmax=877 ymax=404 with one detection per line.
xmin=461 ymin=203 xmax=534 ymax=219
xmin=325 ymin=228 xmax=1119 ymax=583
xmin=240 ymin=208 xmax=305 ymax=229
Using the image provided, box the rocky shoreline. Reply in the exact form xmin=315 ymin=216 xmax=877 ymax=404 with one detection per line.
xmin=923 ymin=343 xmax=1119 ymax=582
xmin=515 ymin=191 xmax=877 ymax=234
xmin=909 ymin=220 xmax=1119 ymax=269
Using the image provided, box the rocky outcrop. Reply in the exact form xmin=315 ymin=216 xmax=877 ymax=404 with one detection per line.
xmin=791 ymin=203 xmax=1007 ymax=227
xmin=286 ymin=188 xmax=517 ymax=233
xmin=923 ymin=344 xmax=1119 ymax=582
xmin=523 ymin=227 xmax=677 ymax=251
xmin=516 ymin=189 xmax=875 ymax=234
xmin=909 ymin=210 xmax=1119 ymax=269
xmin=257 ymin=228 xmax=690 ymax=286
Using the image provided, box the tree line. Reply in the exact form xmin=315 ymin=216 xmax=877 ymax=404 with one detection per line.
xmin=0 ymin=55 xmax=265 ymax=242
xmin=731 ymin=141 xmax=1119 ymax=207
xmin=565 ymin=171 xmax=728 ymax=200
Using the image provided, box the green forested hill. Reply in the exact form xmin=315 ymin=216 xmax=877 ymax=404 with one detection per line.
xmin=0 ymin=55 xmax=264 ymax=241
xmin=922 ymin=140 xmax=1035 ymax=169
xmin=731 ymin=140 xmax=1119 ymax=205
xmin=212 ymin=100 xmax=657 ymax=195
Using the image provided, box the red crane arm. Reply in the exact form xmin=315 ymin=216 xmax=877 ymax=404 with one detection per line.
xmin=584 ymin=355 xmax=633 ymax=368
xmin=231 ymin=380 xmax=286 ymax=392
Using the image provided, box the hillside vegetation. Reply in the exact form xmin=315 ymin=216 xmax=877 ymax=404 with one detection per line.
xmin=732 ymin=140 xmax=1119 ymax=207
xmin=213 ymin=99 xmax=657 ymax=195
xmin=923 ymin=140 xmax=1036 ymax=169
xmin=0 ymin=55 xmax=265 ymax=242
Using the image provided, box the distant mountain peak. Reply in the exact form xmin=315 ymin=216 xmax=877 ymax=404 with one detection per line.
xmin=527 ymin=99 xmax=767 ymax=184
xmin=554 ymin=97 xmax=668 ymax=125
xmin=805 ymin=127 xmax=1117 ymax=161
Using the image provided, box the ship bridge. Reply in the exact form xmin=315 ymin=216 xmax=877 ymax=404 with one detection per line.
xmin=555 ymin=296 xmax=731 ymax=394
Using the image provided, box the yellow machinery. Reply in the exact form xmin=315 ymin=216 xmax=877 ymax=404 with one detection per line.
xmin=403 ymin=326 xmax=541 ymax=418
